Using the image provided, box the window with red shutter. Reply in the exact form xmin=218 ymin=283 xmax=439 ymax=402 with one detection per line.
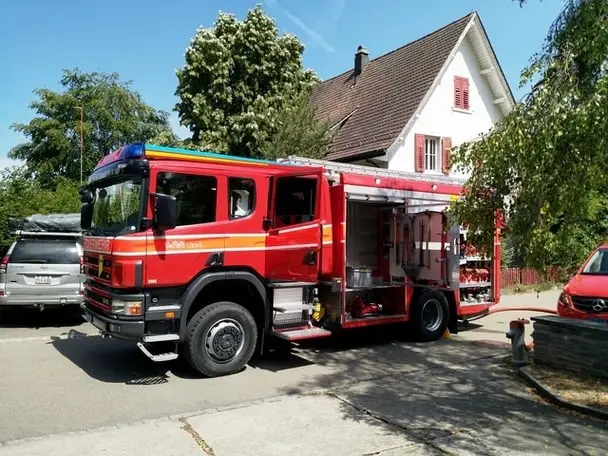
xmin=454 ymin=76 xmax=470 ymax=110
xmin=454 ymin=77 xmax=462 ymax=109
xmin=462 ymin=78 xmax=470 ymax=110
xmin=414 ymin=134 xmax=425 ymax=172
xmin=442 ymin=137 xmax=452 ymax=175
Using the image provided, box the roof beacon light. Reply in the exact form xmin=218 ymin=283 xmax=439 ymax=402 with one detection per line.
xmin=121 ymin=142 xmax=145 ymax=160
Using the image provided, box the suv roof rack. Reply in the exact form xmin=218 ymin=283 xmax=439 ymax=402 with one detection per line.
xmin=12 ymin=231 xmax=83 ymax=238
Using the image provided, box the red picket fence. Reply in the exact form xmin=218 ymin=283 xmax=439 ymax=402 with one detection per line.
xmin=501 ymin=267 xmax=559 ymax=288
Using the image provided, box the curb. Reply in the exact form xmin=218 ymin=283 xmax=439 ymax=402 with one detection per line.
xmin=518 ymin=366 xmax=608 ymax=421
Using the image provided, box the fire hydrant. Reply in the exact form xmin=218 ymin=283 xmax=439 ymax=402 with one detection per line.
xmin=506 ymin=319 xmax=530 ymax=368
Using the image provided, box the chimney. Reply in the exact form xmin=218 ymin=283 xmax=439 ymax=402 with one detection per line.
xmin=354 ymin=45 xmax=369 ymax=76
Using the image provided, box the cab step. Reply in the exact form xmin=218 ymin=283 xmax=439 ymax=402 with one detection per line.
xmin=143 ymin=334 xmax=179 ymax=343
xmin=136 ymin=342 xmax=179 ymax=362
xmin=271 ymin=326 xmax=332 ymax=342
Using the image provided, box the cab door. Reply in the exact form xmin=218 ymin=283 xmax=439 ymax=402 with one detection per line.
xmin=265 ymin=170 xmax=322 ymax=283
xmin=144 ymin=167 xmax=226 ymax=288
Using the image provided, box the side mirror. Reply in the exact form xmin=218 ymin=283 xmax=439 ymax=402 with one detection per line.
xmin=80 ymin=204 xmax=93 ymax=230
xmin=80 ymin=189 xmax=94 ymax=204
xmin=152 ymin=193 xmax=177 ymax=233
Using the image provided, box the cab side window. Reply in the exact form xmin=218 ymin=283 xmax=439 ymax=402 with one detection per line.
xmin=274 ymin=176 xmax=317 ymax=227
xmin=229 ymin=178 xmax=255 ymax=219
xmin=156 ymin=172 xmax=217 ymax=226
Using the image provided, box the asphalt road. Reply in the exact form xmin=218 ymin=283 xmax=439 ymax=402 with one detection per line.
xmin=0 ymin=290 xmax=561 ymax=444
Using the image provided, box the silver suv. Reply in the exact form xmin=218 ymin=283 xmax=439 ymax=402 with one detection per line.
xmin=0 ymin=235 xmax=84 ymax=310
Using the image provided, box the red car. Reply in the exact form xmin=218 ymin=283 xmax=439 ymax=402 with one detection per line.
xmin=557 ymin=243 xmax=608 ymax=321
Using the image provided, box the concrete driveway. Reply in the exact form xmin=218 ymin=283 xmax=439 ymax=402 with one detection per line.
xmin=4 ymin=289 xmax=604 ymax=456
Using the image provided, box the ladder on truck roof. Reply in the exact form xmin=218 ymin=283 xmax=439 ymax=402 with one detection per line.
xmin=277 ymin=156 xmax=468 ymax=186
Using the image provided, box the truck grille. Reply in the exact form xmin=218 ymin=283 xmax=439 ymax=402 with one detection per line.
xmin=84 ymin=254 xmax=112 ymax=283
xmin=572 ymin=296 xmax=608 ymax=314
xmin=84 ymin=281 xmax=111 ymax=312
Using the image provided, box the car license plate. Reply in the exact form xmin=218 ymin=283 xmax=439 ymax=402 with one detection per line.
xmin=34 ymin=276 xmax=51 ymax=285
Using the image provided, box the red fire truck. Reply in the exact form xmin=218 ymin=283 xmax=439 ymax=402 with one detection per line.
xmin=79 ymin=143 xmax=502 ymax=377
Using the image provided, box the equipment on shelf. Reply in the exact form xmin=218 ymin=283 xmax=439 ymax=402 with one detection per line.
xmin=349 ymin=294 xmax=383 ymax=319
xmin=458 ymin=226 xmax=492 ymax=304
xmin=459 ymin=268 xmax=490 ymax=284
xmin=346 ymin=266 xmax=373 ymax=289
xmin=461 ymin=289 xmax=491 ymax=304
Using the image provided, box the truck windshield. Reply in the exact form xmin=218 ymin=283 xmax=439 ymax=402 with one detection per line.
xmin=582 ymin=248 xmax=608 ymax=275
xmin=90 ymin=179 xmax=142 ymax=236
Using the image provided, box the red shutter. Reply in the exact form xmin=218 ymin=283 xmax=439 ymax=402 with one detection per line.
xmin=415 ymin=134 xmax=425 ymax=172
xmin=462 ymin=78 xmax=470 ymax=110
xmin=442 ymin=137 xmax=452 ymax=175
xmin=454 ymin=77 xmax=462 ymax=109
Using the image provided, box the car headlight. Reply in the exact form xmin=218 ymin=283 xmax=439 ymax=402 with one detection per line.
xmin=558 ymin=292 xmax=571 ymax=307
xmin=111 ymin=299 xmax=143 ymax=316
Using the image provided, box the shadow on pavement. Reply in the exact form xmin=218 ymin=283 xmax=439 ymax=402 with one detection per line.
xmin=0 ymin=305 xmax=85 ymax=329
xmin=276 ymin=336 xmax=608 ymax=455
xmin=50 ymin=331 xmax=174 ymax=385
xmin=49 ymin=329 xmax=317 ymax=384
xmin=48 ymin=324 xmax=442 ymax=385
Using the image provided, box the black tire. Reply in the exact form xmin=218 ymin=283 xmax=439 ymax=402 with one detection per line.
xmin=411 ymin=289 xmax=449 ymax=342
xmin=185 ymin=301 xmax=258 ymax=377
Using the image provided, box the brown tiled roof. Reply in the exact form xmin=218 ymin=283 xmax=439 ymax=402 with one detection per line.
xmin=310 ymin=13 xmax=475 ymax=161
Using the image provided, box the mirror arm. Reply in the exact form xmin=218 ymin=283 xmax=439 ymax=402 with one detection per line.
xmin=141 ymin=217 xmax=153 ymax=231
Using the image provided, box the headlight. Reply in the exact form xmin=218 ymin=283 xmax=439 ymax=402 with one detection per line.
xmin=111 ymin=299 xmax=143 ymax=316
xmin=558 ymin=292 xmax=571 ymax=307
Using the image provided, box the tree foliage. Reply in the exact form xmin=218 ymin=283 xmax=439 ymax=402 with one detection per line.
xmin=175 ymin=5 xmax=327 ymax=159
xmin=0 ymin=166 xmax=81 ymax=251
xmin=10 ymin=69 xmax=173 ymax=187
xmin=451 ymin=0 xmax=608 ymax=273
xmin=259 ymin=90 xmax=331 ymax=159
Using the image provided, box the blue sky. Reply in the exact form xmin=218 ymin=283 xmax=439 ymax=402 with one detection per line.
xmin=0 ymin=0 xmax=564 ymax=168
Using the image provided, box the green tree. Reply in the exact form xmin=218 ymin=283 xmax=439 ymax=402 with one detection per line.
xmin=0 ymin=166 xmax=81 ymax=250
xmin=10 ymin=69 xmax=173 ymax=187
xmin=260 ymin=90 xmax=331 ymax=159
xmin=175 ymin=5 xmax=325 ymax=158
xmin=451 ymin=0 xmax=608 ymax=273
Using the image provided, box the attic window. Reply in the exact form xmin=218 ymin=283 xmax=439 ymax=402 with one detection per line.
xmin=454 ymin=76 xmax=470 ymax=110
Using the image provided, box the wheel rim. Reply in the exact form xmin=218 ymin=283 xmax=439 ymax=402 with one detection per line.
xmin=421 ymin=299 xmax=444 ymax=333
xmin=204 ymin=318 xmax=245 ymax=364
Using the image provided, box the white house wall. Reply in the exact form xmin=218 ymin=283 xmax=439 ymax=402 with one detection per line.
xmin=387 ymin=35 xmax=503 ymax=178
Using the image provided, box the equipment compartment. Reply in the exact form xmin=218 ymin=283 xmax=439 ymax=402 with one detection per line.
xmin=457 ymin=227 xmax=494 ymax=305
xmin=343 ymin=200 xmax=406 ymax=322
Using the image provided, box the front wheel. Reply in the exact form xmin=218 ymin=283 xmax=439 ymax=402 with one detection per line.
xmin=185 ymin=301 xmax=258 ymax=377
xmin=411 ymin=289 xmax=449 ymax=342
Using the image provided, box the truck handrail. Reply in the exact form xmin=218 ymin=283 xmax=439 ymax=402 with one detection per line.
xmin=278 ymin=156 xmax=469 ymax=186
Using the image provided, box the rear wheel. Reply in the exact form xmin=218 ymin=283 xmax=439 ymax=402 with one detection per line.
xmin=185 ymin=301 xmax=258 ymax=377
xmin=411 ymin=289 xmax=449 ymax=342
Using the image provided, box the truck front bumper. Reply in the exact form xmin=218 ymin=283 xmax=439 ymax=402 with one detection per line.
xmin=81 ymin=303 xmax=144 ymax=340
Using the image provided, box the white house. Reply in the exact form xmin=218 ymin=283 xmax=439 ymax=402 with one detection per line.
xmin=310 ymin=12 xmax=515 ymax=178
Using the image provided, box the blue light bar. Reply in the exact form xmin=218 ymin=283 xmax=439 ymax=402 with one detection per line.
xmin=121 ymin=142 xmax=145 ymax=160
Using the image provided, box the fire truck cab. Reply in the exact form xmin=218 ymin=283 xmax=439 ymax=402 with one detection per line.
xmin=80 ymin=143 xmax=501 ymax=377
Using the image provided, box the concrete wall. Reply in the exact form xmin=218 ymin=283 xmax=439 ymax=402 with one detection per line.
xmin=385 ymin=35 xmax=503 ymax=178
xmin=531 ymin=315 xmax=608 ymax=380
